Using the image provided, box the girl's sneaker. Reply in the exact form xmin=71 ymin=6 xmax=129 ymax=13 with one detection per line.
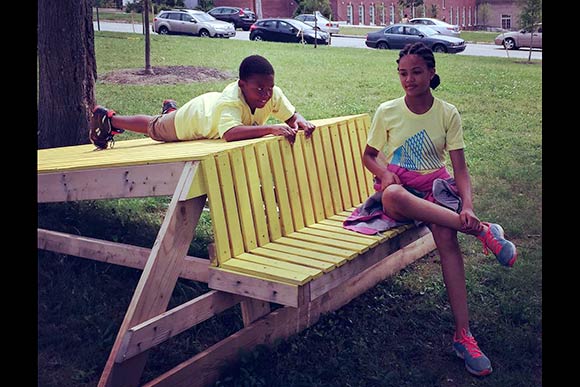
xmin=453 ymin=329 xmax=492 ymax=376
xmin=89 ymin=106 xmax=124 ymax=150
xmin=477 ymin=222 xmax=517 ymax=267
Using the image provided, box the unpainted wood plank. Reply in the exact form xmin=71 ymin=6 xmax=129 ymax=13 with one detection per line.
xmin=216 ymin=153 xmax=245 ymax=257
xmin=250 ymin=246 xmax=335 ymax=272
xmin=300 ymin=130 xmax=326 ymax=222
xmin=236 ymin=252 xmax=323 ymax=279
xmin=279 ymin=139 xmax=305 ymax=230
xmin=229 ymin=148 xmax=257 ymax=251
xmin=267 ymin=141 xmax=294 ymax=236
xmin=242 ymin=145 xmax=270 ymax=247
xmin=255 ymin=142 xmax=282 ymax=240
xmin=203 ymin=158 xmax=231 ymax=264
xmin=37 ymin=229 xmax=210 ymax=283
xmin=240 ymin=298 xmax=271 ymax=326
xmin=208 ymin=267 xmax=299 ymax=307
xmin=116 ymin=291 xmax=242 ymax=362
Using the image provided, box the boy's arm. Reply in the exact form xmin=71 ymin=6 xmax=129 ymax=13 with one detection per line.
xmin=222 ymin=124 xmax=298 ymax=143
xmin=285 ymin=112 xmax=316 ymax=138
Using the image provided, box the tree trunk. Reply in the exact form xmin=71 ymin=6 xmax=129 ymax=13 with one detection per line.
xmin=38 ymin=0 xmax=97 ymax=149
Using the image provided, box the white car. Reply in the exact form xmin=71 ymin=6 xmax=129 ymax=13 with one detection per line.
xmin=295 ymin=11 xmax=340 ymax=35
xmin=153 ymin=9 xmax=236 ymax=38
xmin=408 ymin=17 xmax=460 ymax=37
xmin=494 ymin=23 xmax=542 ymax=50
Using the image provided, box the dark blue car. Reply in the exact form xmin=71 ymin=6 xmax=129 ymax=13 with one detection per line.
xmin=365 ymin=24 xmax=466 ymax=54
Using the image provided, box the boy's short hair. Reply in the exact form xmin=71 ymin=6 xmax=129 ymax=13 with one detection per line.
xmin=239 ymin=55 xmax=275 ymax=80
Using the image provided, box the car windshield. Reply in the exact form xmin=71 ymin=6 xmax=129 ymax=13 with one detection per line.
xmin=415 ymin=25 xmax=440 ymax=36
xmin=193 ymin=13 xmax=217 ymax=22
xmin=288 ymin=19 xmax=314 ymax=31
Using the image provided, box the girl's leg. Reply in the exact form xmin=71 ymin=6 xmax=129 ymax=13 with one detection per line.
xmin=430 ymin=224 xmax=469 ymax=336
xmin=381 ymin=185 xmax=472 ymax=233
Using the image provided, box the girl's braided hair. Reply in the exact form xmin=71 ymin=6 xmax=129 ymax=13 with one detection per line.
xmin=396 ymin=42 xmax=441 ymax=90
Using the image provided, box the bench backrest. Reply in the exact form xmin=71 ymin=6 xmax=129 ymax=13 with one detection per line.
xmin=202 ymin=114 xmax=374 ymax=265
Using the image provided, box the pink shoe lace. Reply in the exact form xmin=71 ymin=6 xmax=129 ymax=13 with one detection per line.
xmin=454 ymin=329 xmax=483 ymax=358
xmin=477 ymin=222 xmax=500 ymax=256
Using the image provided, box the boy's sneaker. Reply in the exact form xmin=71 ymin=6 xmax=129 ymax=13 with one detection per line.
xmin=161 ymin=99 xmax=178 ymax=115
xmin=477 ymin=222 xmax=517 ymax=267
xmin=89 ymin=106 xmax=124 ymax=150
xmin=453 ymin=329 xmax=493 ymax=376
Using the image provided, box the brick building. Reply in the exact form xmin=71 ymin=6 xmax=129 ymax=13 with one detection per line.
xmin=211 ymin=0 xmax=524 ymax=30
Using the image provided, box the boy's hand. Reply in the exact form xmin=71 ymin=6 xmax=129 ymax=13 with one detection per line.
xmin=270 ymin=124 xmax=298 ymax=144
xmin=287 ymin=113 xmax=316 ymax=138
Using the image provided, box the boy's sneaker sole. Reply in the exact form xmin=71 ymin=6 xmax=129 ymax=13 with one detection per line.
xmin=89 ymin=106 xmax=123 ymax=150
xmin=161 ymin=99 xmax=178 ymax=115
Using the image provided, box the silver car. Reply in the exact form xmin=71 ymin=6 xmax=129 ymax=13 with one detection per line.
xmin=494 ymin=23 xmax=542 ymax=50
xmin=408 ymin=17 xmax=460 ymax=37
xmin=153 ymin=9 xmax=236 ymax=38
xmin=295 ymin=12 xmax=340 ymax=35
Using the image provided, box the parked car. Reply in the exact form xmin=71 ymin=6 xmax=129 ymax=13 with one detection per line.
xmin=249 ymin=18 xmax=330 ymax=45
xmin=295 ymin=11 xmax=340 ymax=35
xmin=365 ymin=24 xmax=466 ymax=54
xmin=494 ymin=23 xmax=542 ymax=50
xmin=207 ymin=6 xmax=256 ymax=31
xmin=153 ymin=9 xmax=236 ymax=38
xmin=408 ymin=17 xmax=460 ymax=37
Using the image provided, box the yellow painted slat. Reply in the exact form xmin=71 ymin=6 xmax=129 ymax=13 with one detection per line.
xmin=279 ymin=139 xmax=305 ymax=230
xmin=221 ymin=259 xmax=311 ymax=285
xmin=202 ymin=158 xmax=231 ymax=264
xmin=288 ymin=231 xmax=369 ymax=253
xmin=343 ymin=119 xmax=368 ymax=204
xmin=267 ymin=141 xmax=294 ymax=236
xmin=291 ymin=135 xmax=315 ymax=226
xmin=276 ymin=237 xmax=358 ymax=260
xmin=329 ymin=214 xmax=349 ymax=221
xmin=251 ymin=247 xmax=335 ymax=272
xmin=319 ymin=124 xmax=344 ymax=213
xmin=329 ymin=123 xmax=352 ymax=210
xmin=255 ymin=142 xmax=281 ymax=240
xmin=308 ymin=223 xmax=383 ymax=242
xmin=242 ymin=145 xmax=270 ymax=247
xmin=236 ymin=252 xmax=323 ymax=279
xmin=261 ymin=242 xmax=347 ymax=266
xmin=311 ymin=128 xmax=335 ymax=218
xmin=216 ymin=153 xmax=244 ymax=256
xmin=301 ymin=130 xmax=326 ymax=222
xmin=354 ymin=115 xmax=375 ymax=196
xmin=229 ymin=148 xmax=257 ymax=251
xmin=298 ymin=227 xmax=379 ymax=248
xmin=337 ymin=121 xmax=361 ymax=206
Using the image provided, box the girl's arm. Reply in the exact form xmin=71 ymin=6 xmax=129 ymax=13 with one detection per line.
xmin=449 ymin=149 xmax=483 ymax=233
xmin=362 ymin=145 xmax=400 ymax=190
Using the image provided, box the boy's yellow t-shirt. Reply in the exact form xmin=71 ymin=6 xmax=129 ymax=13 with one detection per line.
xmin=367 ymin=96 xmax=465 ymax=174
xmin=173 ymin=81 xmax=295 ymax=140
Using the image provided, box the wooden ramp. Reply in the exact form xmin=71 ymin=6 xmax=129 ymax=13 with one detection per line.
xmin=38 ymin=113 xmax=436 ymax=387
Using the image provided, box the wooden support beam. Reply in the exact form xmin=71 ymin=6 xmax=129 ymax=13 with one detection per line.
xmin=98 ymin=161 xmax=206 ymax=387
xmin=141 ymin=232 xmax=436 ymax=387
xmin=240 ymin=299 xmax=271 ymax=326
xmin=117 ymin=290 xmax=244 ymax=362
xmin=37 ymin=229 xmax=210 ymax=283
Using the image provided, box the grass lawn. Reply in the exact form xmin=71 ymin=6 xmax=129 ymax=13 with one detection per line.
xmin=38 ymin=31 xmax=542 ymax=387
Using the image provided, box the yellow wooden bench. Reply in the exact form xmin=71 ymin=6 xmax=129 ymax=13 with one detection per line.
xmin=38 ymin=113 xmax=436 ymax=387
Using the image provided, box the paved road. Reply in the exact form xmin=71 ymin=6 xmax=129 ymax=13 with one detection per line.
xmin=94 ymin=21 xmax=542 ymax=60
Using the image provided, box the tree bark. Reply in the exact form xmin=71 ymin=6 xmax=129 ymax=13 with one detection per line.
xmin=38 ymin=0 xmax=97 ymax=149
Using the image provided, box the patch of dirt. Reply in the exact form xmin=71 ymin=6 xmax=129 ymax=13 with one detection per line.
xmin=99 ymin=65 xmax=235 ymax=85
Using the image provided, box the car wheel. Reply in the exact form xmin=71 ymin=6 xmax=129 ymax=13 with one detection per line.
xmin=252 ymin=34 xmax=263 ymax=41
xmin=158 ymin=26 xmax=169 ymax=35
xmin=432 ymin=44 xmax=447 ymax=53
xmin=199 ymin=29 xmax=210 ymax=38
xmin=503 ymin=38 xmax=517 ymax=50
xmin=377 ymin=41 xmax=389 ymax=50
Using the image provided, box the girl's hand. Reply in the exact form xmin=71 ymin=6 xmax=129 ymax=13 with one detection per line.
xmin=459 ymin=208 xmax=483 ymax=234
xmin=378 ymin=170 xmax=401 ymax=191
